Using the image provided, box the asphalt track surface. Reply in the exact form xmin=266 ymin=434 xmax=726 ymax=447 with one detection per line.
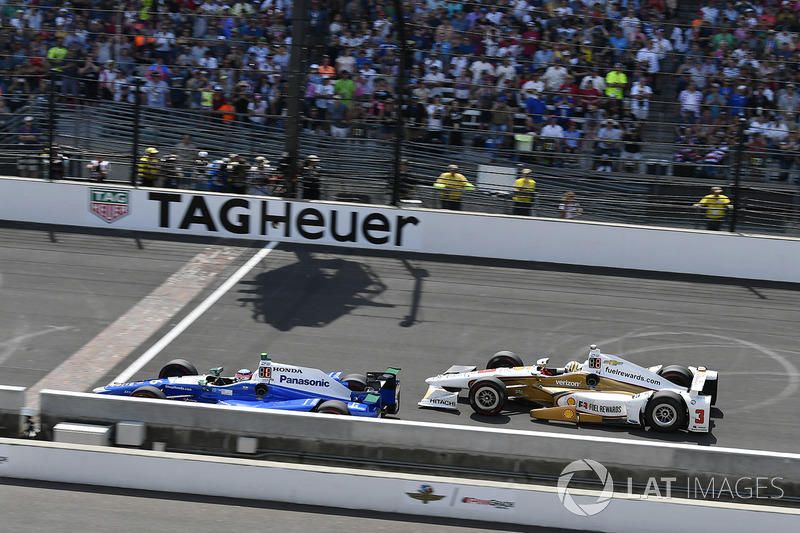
xmin=1 ymin=224 xmax=800 ymax=530
xmin=3 ymin=225 xmax=800 ymax=452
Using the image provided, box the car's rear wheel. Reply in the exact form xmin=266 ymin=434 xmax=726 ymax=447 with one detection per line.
xmin=316 ymin=400 xmax=351 ymax=415
xmin=645 ymin=391 xmax=687 ymax=433
xmin=486 ymin=351 xmax=523 ymax=369
xmin=468 ymin=377 xmax=507 ymax=416
xmin=131 ymin=385 xmax=166 ymax=399
xmin=340 ymin=373 xmax=367 ymax=392
xmin=158 ymin=359 xmax=198 ymax=379
xmin=658 ymin=365 xmax=693 ymax=389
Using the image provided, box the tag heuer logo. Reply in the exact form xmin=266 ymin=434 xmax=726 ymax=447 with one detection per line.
xmin=406 ymin=484 xmax=446 ymax=504
xmin=90 ymin=189 xmax=130 ymax=223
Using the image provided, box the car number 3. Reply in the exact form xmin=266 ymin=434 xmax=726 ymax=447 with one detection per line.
xmin=694 ymin=409 xmax=705 ymax=424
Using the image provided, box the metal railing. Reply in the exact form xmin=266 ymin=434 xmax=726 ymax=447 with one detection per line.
xmin=2 ymin=100 xmax=800 ymax=237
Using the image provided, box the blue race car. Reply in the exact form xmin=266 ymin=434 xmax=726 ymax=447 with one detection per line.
xmin=93 ymin=353 xmax=400 ymax=417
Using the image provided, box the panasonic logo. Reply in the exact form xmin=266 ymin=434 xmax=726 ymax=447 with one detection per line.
xmin=279 ymin=375 xmax=330 ymax=387
xmin=555 ymin=380 xmax=581 ymax=387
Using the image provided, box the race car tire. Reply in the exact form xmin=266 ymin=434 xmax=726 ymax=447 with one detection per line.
xmin=486 ymin=351 xmax=524 ymax=369
xmin=341 ymin=373 xmax=368 ymax=392
xmin=131 ymin=386 xmax=167 ymax=399
xmin=158 ymin=359 xmax=199 ymax=379
xmin=316 ymin=400 xmax=351 ymax=415
xmin=658 ymin=365 xmax=693 ymax=389
xmin=468 ymin=377 xmax=508 ymax=416
xmin=645 ymin=391 xmax=687 ymax=433
xmin=254 ymin=384 xmax=268 ymax=396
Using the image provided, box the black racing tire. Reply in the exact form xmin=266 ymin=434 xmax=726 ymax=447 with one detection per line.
xmin=254 ymin=383 xmax=268 ymax=396
xmin=585 ymin=373 xmax=600 ymax=388
xmin=645 ymin=391 xmax=687 ymax=433
xmin=658 ymin=365 xmax=693 ymax=389
xmin=316 ymin=400 xmax=351 ymax=415
xmin=131 ymin=385 xmax=167 ymax=399
xmin=341 ymin=373 xmax=368 ymax=392
xmin=486 ymin=351 xmax=524 ymax=369
xmin=468 ymin=377 xmax=508 ymax=416
xmin=158 ymin=359 xmax=198 ymax=379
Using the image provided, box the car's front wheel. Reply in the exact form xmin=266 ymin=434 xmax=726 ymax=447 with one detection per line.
xmin=645 ymin=391 xmax=687 ymax=433
xmin=468 ymin=377 xmax=507 ymax=416
xmin=131 ymin=385 xmax=166 ymax=399
xmin=316 ymin=400 xmax=351 ymax=415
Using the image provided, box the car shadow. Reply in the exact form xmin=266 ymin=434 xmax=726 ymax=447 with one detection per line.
xmin=237 ymin=248 xmax=393 ymax=331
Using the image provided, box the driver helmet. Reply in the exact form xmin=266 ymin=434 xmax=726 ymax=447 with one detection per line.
xmin=235 ymin=368 xmax=253 ymax=381
xmin=565 ymin=361 xmax=581 ymax=373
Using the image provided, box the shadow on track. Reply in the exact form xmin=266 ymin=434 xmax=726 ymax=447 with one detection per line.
xmin=237 ymin=248 xmax=393 ymax=331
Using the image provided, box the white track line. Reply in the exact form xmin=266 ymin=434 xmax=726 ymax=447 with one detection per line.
xmin=113 ymin=241 xmax=278 ymax=383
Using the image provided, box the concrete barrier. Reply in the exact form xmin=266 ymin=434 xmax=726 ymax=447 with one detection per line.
xmin=38 ymin=390 xmax=800 ymax=498
xmin=0 ymin=386 xmax=26 ymax=437
xmin=1 ymin=438 xmax=797 ymax=533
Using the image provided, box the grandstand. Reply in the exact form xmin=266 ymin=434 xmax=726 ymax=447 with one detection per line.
xmin=0 ymin=0 xmax=798 ymax=235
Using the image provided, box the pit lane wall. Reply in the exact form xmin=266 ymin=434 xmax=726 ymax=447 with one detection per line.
xmin=36 ymin=390 xmax=800 ymax=500
xmin=2 ymin=439 xmax=798 ymax=533
xmin=2 ymin=178 xmax=799 ymax=283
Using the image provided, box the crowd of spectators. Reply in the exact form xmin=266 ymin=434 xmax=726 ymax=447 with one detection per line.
xmin=1 ymin=0 xmax=799 ymax=181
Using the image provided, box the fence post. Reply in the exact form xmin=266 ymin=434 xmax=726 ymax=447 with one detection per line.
xmin=283 ymin=0 xmax=308 ymax=199
xmin=729 ymin=117 xmax=747 ymax=232
xmin=390 ymin=0 xmax=409 ymax=207
xmin=47 ymin=69 xmax=56 ymax=181
xmin=130 ymin=77 xmax=143 ymax=186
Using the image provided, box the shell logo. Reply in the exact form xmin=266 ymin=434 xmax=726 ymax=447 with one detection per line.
xmin=566 ymin=397 xmax=576 ymax=406
xmin=563 ymin=408 xmax=576 ymax=420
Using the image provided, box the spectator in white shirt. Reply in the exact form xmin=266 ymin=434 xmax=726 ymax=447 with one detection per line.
xmin=630 ymin=78 xmax=653 ymax=120
xmin=635 ymin=41 xmax=660 ymax=74
xmin=578 ymin=68 xmax=604 ymax=93
xmin=678 ymin=82 xmax=703 ymax=117
xmin=542 ymin=60 xmax=568 ymax=92
xmin=495 ymin=58 xmax=517 ymax=89
xmin=470 ymin=58 xmax=495 ymax=85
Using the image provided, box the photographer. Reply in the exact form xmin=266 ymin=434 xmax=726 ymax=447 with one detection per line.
xmin=86 ymin=156 xmax=110 ymax=182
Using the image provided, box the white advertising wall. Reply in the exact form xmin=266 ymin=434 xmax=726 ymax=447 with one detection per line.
xmin=2 ymin=177 xmax=799 ymax=282
xmin=1 ymin=439 xmax=798 ymax=533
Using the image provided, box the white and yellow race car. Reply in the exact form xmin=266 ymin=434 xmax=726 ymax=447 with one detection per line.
xmin=419 ymin=345 xmax=719 ymax=433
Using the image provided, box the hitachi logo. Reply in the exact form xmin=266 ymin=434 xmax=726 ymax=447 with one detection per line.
xmin=429 ymin=397 xmax=457 ymax=406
